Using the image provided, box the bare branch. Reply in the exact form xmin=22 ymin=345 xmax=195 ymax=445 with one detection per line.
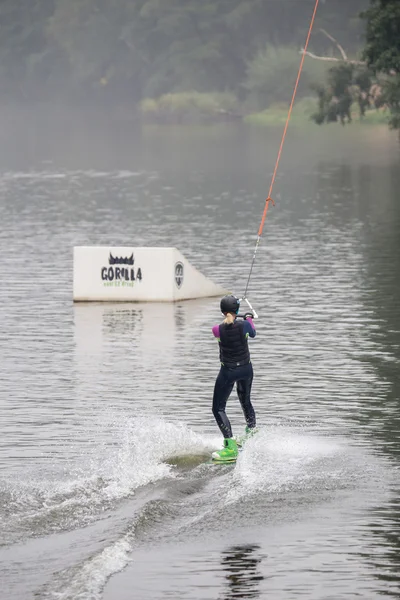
xmin=319 ymin=28 xmax=348 ymax=61
xmin=300 ymin=49 xmax=366 ymax=66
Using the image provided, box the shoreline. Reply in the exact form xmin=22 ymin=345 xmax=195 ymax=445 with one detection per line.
xmin=140 ymin=109 xmax=390 ymax=128
xmin=243 ymin=106 xmax=390 ymax=128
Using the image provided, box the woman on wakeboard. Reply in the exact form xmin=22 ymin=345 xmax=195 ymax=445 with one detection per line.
xmin=211 ymin=294 xmax=257 ymax=462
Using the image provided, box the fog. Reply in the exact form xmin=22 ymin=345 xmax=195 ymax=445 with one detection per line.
xmin=0 ymin=0 xmax=370 ymax=167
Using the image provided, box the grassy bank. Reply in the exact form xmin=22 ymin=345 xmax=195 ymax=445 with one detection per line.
xmin=245 ymin=98 xmax=390 ymax=127
xmin=139 ymin=92 xmax=390 ymax=128
xmin=244 ymin=98 xmax=315 ymax=127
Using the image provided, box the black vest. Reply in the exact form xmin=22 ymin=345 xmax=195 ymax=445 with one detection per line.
xmin=219 ymin=320 xmax=250 ymax=368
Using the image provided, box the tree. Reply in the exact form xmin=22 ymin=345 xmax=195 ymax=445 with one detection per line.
xmin=362 ymin=0 xmax=400 ymax=129
xmin=245 ymin=45 xmax=329 ymax=110
xmin=48 ymin=0 xmax=147 ymax=102
xmin=0 ymin=0 xmax=56 ymax=102
xmin=311 ymin=63 xmax=374 ymax=125
xmin=362 ymin=0 xmax=400 ymax=74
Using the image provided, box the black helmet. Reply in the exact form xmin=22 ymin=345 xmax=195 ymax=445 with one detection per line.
xmin=220 ymin=294 xmax=240 ymax=315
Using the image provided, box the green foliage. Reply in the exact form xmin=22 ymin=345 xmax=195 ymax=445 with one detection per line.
xmin=244 ymin=45 xmax=330 ymax=110
xmin=362 ymin=0 xmax=400 ymax=75
xmin=311 ymin=64 xmax=375 ymax=125
xmin=353 ymin=68 xmax=373 ymax=116
xmin=380 ymin=74 xmax=400 ymax=129
xmin=140 ymin=91 xmax=238 ymax=123
xmin=361 ymin=0 xmax=400 ymax=129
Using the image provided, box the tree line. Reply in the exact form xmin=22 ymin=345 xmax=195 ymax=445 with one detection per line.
xmin=0 ymin=0 xmax=367 ymax=104
xmin=0 ymin=0 xmax=398 ymax=129
xmin=311 ymin=0 xmax=400 ymax=130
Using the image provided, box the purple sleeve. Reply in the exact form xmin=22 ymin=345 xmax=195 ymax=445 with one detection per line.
xmin=212 ymin=325 xmax=220 ymax=338
xmin=243 ymin=318 xmax=256 ymax=338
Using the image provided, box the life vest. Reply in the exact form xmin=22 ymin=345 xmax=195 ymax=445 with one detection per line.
xmin=218 ymin=320 xmax=250 ymax=368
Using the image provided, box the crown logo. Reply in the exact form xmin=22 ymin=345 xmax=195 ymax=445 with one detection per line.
xmin=109 ymin=252 xmax=134 ymax=266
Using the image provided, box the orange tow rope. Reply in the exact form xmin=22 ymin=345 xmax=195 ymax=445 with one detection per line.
xmin=243 ymin=0 xmax=320 ymax=300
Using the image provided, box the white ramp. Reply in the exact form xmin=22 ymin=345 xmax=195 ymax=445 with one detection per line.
xmin=73 ymin=246 xmax=226 ymax=302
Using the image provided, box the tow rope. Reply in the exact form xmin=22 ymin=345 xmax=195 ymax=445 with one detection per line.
xmin=241 ymin=0 xmax=320 ymax=318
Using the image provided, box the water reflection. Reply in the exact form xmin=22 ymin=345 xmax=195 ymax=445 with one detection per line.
xmin=72 ymin=299 xmax=215 ymax=413
xmin=220 ymin=544 xmax=264 ymax=599
xmin=102 ymin=307 xmax=143 ymax=337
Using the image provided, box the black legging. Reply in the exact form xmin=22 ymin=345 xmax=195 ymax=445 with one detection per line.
xmin=212 ymin=363 xmax=256 ymax=438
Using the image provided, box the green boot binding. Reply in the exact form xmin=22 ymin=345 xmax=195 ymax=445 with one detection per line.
xmin=245 ymin=425 xmax=259 ymax=436
xmin=236 ymin=426 xmax=259 ymax=448
xmin=212 ymin=438 xmax=239 ymax=462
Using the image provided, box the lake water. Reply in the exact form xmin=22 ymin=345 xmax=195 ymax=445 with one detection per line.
xmin=0 ymin=119 xmax=399 ymax=600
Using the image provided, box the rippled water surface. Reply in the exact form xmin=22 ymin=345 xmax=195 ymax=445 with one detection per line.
xmin=0 ymin=121 xmax=400 ymax=600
